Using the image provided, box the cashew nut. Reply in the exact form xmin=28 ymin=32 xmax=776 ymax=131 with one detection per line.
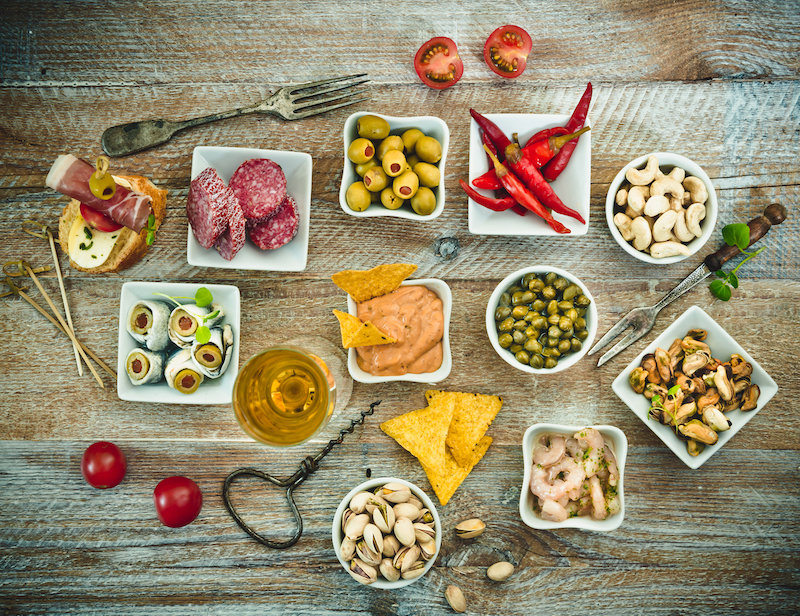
xmin=653 ymin=210 xmax=679 ymax=242
xmin=626 ymin=155 xmax=659 ymax=186
xmin=650 ymin=241 xmax=691 ymax=258
xmin=686 ymin=202 xmax=706 ymax=237
xmin=615 ymin=187 xmax=628 ymax=206
xmin=670 ymin=196 xmax=683 ymax=212
xmin=682 ymin=176 xmax=708 ymax=204
xmin=626 ymin=185 xmax=650 ymax=216
xmin=682 ymin=191 xmax=692 ymax=206
xmin=614 ymin=213 xmax=635 ymax=241
xmin=630 ymin=216 xmax=652 ymax=251
xmin=655 ymin=166 xmax=686 ymax=183
xmin=644 ymin=194 xmax=670 ymax=217
xmin=673 ymin=208 xmax=695 ymax=242
xmin=650 ymin=177 xmax=685 ymax=201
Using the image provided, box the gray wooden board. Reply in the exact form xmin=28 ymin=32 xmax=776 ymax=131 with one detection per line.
xmin=1 ymin=0 xmax=799 ymax=613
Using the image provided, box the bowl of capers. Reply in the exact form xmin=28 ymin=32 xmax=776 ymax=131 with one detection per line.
xmin=486 ymin=266 xmax=597 ymax=373
xmin=339 ymin=112 xmax=449 ymax=220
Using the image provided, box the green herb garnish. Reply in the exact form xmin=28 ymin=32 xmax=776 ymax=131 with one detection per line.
xmin=195 ymin=287 xmax=213 ymax=307
xmin=195 ymin=326 xmax=211 ymax=344
xmin=79 ymin=241 xmax=93 ymax=250
xmin=145 ymin=213 xmax=157 ymax=246
xmin=709 ymin=223 xmax=765 ymax=301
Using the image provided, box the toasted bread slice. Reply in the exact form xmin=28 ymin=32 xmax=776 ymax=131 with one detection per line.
xmin=58 ymin=175 xmax=167 ymax=274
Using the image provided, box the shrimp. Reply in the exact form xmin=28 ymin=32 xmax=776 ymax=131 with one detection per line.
xmin=530 ymin=465 xmax=575 ymax=501
xmin=540 ymin=499 xmax=568 ymax=523
xmin=547 ymin=456 xmax=586 ymax=489
xmin=604 ymin=440 xmax=619 ymax=487
xmin=533 ymin=435 xmax=565 ymax=467
xmin=575 ymin=428 xmax=605 ymax=477
xmin=565 ymin=437 xmax=583 ymax=458
xmin=589 ymin=475 xmax=607 ymax=520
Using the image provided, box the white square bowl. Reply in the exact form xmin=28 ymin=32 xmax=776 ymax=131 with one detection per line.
xmin=187 ymin=146 xmax=311 ymax=271
xmin=339 ymin=112 xmax=449 ymax=220
xmin=519 ymin=424 xmax=627 ymax=531
xmin=345 ymin=279 xmax=452 ymax=384
xmin=468 ymin=114 xmax=590 ymax=236
xmin=611 ymin=305 xmax=778 ymax=469
xmin=117 ymin=281 xmax=241 ymax=404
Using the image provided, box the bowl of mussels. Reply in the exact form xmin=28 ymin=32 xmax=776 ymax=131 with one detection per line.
xmin=486 ymin=266 xmax=597 ymax=374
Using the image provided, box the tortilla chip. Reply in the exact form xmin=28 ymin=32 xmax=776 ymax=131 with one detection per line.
xmin=332 ymin=309 xmax=396 ymax=348
xmin=332 ymin=263 xmax=418 ymax=303
xmin=426 ymin=390 xmax=503 ymax=467
xmin=380 ymin=396 xmax=455 ymax=471
xmin=421 ymin=436 xmax=493 ymax=506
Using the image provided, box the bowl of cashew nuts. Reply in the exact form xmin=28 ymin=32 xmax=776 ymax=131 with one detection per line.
xmin=605 ymin=152 xmax=717 ymax=264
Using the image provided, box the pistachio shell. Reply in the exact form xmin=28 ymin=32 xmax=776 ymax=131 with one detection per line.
xmin=487 ymin=561 xmax=515 ymax=581
xmin=348 ymin=558 xmax=377 ymax=585
xmin=400 ymin=560 xmax=426 ymax=580
xmin=379 ymin=482 xmax=412 ymax=504
xmin=341 ymin=508 xmax=355 ymax=534
xmin=363 ymin=523 xmax=384 ymax=556
xmin=373 ymin=502 xmax=396 ymax=534
xmin=413 ymin=522 xmax=436 ymax=544
xmin=455 ymin=518 xmax=485 ymax=539
xmin=382 ymin=535 xmax=400 ymax=558
xmin=393 ymin=502 xmax=421 ymax=521
xmin=393 ymin=516 xmax=416 ymax=547
xmin=345 ymin=513 xmax=370 ymax=541
xmin=418 ymin=538 xmax=436 ymax=561
xmin=356 ymin=539 xmax=382 ymax=566
xmin=349 ymin=491 xmax=374 ymax=514
xmin=407 ymin=495 xmax=424 ymax=509
xmin=392 ymin=544 xmax=420 ymax=572
xmin=445 ymin=585 xmax=467 ymax=613
xmin=340 ymin=537 xmax=356 ymax=561
xmin=379 ymin=558 xmax=400 ymax=582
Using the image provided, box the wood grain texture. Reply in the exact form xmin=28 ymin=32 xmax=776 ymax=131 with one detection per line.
xmin=1 ymin=0 xmax=799 ymax=614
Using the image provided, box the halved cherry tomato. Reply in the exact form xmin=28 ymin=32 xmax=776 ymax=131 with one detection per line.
xmin=483 ymin=25 xmax=532 ymax=79
xmin=414 ymin=37 xmax=463 ymax=90
xmin=81 ymin=441 xmax=127 ymax=489
xmin=80 ymin=203 xmax=124 ymax=232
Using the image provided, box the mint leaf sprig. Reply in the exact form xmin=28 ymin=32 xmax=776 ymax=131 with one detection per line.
xmin=648 ymin=384 xmax=682 ymax=433
xmin=709 ymin=223 xmax=765 ymax=301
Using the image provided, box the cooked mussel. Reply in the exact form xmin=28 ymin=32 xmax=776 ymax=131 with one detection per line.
xmin=126 ymin=300 xmax=170 ymax=351
xmin=678 ymin=419 xmax=718 ymax=445
xmin=641 ymin=354 xmax=661 ymax=384
xmin=730 ymin=354 xmax=753 ymax=379
xmin=165 ymin=348 xmax=204 ymax=394
xmin=741 ymin=384 xmax=761 ymax=411
xmin=629 ymin=367 xmax=647 ymax=393
xmin=654 ymin=348 xmax=673 ymax=382
xmin=125 ymin=348 xmax=165 ymax=385
xmin=682 ymin=351 xmax=710 ymax=376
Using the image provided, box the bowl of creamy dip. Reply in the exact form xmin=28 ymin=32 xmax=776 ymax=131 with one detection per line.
xmin=345 ymin=279 xmax=452 ymax=384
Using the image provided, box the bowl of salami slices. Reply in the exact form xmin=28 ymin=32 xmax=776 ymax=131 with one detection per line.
xmin=186 ymin=146 xmax=311 ymax=271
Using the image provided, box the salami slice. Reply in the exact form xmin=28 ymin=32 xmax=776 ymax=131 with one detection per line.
xmin=187 ymin=167 xmax=233 ymax=248
xmin=214 ymin=196 xmax=247 ymax=261
xmin=229 ymin=159 xmax=287 ymax=220
xmin=247 ymin=195 xmax=299 ymax=250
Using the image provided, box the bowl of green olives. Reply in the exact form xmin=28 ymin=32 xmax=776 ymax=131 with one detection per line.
xmin=340 ymin=112 xmax=449 ymax=220
xmin=486 ymin=266 xmax=597 ymax=373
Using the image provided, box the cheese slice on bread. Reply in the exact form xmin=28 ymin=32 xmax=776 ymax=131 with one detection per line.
xmin=58 ymin=175 xmax=166 ymax=273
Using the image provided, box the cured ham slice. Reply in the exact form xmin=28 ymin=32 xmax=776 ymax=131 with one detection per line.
xmin=46 ymin=154 xmax=153 ymax=233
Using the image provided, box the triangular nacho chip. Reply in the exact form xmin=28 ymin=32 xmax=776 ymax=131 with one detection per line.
xmin=332 ymin=263 xmax=418 ymax=303
xmin=426 ymin=390 xmax=503 ymax=467
xmin=421 ymin=436 xmax=493 ymax=506
xmin=380 ymin=396 xmax=455 ymax=471
xmin=332 ymin=309 xmax=396 ymax=348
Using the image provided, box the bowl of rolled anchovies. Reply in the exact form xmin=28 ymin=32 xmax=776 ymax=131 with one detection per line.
xmin=332 ymin=477 xmax=441 ymax=589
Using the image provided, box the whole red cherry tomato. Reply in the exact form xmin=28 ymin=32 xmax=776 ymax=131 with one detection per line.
xmin=81 ymin=441 xmax=127 ymax=489
xmin=153 ymin=476 xmax=203 ymax=528
xmin=414 ymin=37 xmax=463 ymax=90
xmin=483 ymin=25 xmax=533 ymax=78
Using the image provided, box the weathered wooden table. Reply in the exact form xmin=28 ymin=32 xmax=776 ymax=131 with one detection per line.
xmin=2 ymin=1 xmax=799 ymax=614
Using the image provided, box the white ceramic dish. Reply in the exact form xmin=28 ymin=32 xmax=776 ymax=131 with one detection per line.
xmin=339 ymin=112 xmax=449 ymax=220
xmin=486 ymin=266 xmax=597 ymax=374
xmin=187 ymin=146 xmax=311 ymax=271
xmin=605 ymin=152 xmax=718 ymax=264
xmin=331 ymin=477 xmax=441 ymax=589
xmin=612 ymin=305 xmax=778 ymax=469
xmin=346 ymin=279 xmax=452 ymax=384
xmin=117 ymin=281 xmax=241 ymax=404
xmin=519 ymin=424 xmax=627 ymax=531
xmin=467 ymin=113 xmax=590 ymax=236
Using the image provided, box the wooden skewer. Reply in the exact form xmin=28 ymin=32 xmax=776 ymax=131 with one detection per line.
xmin=45 ymin=230 xmax=83 ymax=376
xmin=23 ymin=265 xmax=105 ymax=389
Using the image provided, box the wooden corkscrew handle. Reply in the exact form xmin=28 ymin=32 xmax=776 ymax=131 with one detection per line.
xmin=704 ymin=204 xmax=787 ymax=273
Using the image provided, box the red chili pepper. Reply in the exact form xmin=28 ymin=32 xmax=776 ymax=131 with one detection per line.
xmin=518 ymin=126 xmax=591 ymax=168
xmin=480 ymin=130 xmax=501 ymax=165
xmin=542 ymin=82 xmax=592 ymax=181
xmin=483 ymin=146 xmax=570 ymax=234
xmin=459 ymin=179 xmax=518 ymax=212
xmin=503 ymin=144 xmax=586 ymax=225
xmin=526 ymin=126 xmax=569 ymax=146
xmin=470 ymin=109 xmax=512 ymax=156
xmin=472 ymin=168 xmax=502 ymax=190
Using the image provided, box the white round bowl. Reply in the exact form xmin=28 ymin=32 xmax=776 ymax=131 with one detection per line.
xmin=331 ymin=477 xmax=441 ymax=590
xmin=486 ymin=266 xmax=597 ymax=374
xmin=520 ymin=423 xmax=627 ymax=531
xmin=339 ymin=112 xmax=449 ymax=221
xmin=605 ymin=152 xmax=717 ymax=264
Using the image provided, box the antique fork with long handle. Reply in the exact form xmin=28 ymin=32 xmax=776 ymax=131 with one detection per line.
xmin=101 ymin=74 xmax=369 ymax=157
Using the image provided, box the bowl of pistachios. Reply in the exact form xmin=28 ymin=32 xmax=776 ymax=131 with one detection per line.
xmin=332 ymin=477 xmax=441 ymax=589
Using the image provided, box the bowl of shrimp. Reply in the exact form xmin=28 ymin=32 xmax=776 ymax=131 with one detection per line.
xmin=519 ymin=424 xmax=627 ymax=531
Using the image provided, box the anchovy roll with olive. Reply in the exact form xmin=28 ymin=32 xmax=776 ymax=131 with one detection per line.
xmin=164 ymin=348 xmax=204 ymax=394
xmin=125 ymin=348 xmax=166 ymax=386
xmin=168 ymin=302 xmax=225 ymax=348
xmin=190 ymin=324 xmax=234 ymax=379
xmin=126 ymin=300 xmax=170 ymax=351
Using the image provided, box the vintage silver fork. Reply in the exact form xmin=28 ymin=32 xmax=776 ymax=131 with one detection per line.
xmin=101 ymin=74 xmax=370 ymax=157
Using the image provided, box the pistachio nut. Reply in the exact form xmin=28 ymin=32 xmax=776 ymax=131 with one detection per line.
xmin=413 ymin=522 xmax=436 ymax=544
xmin=341 ymin=508 xmax=355 ymax=534
xmin=379 ymin=482 xmax=412 ymax=504
xmin=393 ymin=516 xmax=416 ymax=547
xmin=713 ymin=365 xmax=734 ymax=401
xmin=373 ymin=502 xmax=396 ymax=534
xmin=455 ymin=518 xmax=486 ymax=539
xmin=379 ymin=558 xmax=400 ymax=582
xmin=407 ymin=495 xmax=424 ymax=509
xmin=682 ymin=351 xmax=710 ymax=376
xmin=418 ymin=538 xmax=437 ymax=561
xmin=445 ymin=584 xmax=467 ymax=613
xmin=686 ymin=439 xmax=705 ymax=457
xmin=393 ymin=544 xmax=420 ymax=572
xmin=654 ymin=347 xmax=673 ymax=382
xmin=363 ymin=523 xmax=384 ymax=556
xmin=348 ymin=558 xmax=378 ymax=585
xmin=678 ymin=419 xmax=718 ymax=445
xmin=356 ymin=539 xmax=382 ymax=567
xmin=349 ymin=491 xmax=374 ymax=514
xmin=741 ymin=384 xmax=760 ymax=411
xmin=345 ymin=513 xmax=370 ymax=541
xmin=417 ymin=508 xmax=434 ymax=525
xmin=629 ymin=367 xmax=647 ymax=394
xmin=364 ymin=493 xmax=389 ymax=516
xmin=382 ymin=534 xmax=400 ymax=558
xmin=340 ymin=537 xmax=357 ymax=561
xmin=400 ymin=560 xmax=426 ymax=580
xmin=393 ymin=502 xmax=421 ymax=521
xmin=487 ymin=561 xmax=515 ymax=582
xmin=702 ymin=407 xmax=731 ymax=432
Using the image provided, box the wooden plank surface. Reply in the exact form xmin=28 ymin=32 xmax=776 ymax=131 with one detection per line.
xmin=1 ymin=0 xmax=799 ymax=614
